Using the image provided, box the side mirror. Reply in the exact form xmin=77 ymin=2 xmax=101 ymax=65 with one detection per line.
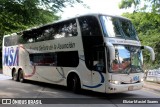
xmin=142 ymin=46 xmax=155 ymax=62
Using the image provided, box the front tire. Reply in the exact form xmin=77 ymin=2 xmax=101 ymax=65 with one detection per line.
xmin=68 ymin=74 xmax=81 ymax=93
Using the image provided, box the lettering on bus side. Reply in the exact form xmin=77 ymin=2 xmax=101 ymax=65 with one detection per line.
xmin=3 ymin=47 xmax=19 ymax=66
xmin=55 ymin=42 xmax=75 ymax=50
xmin=29 ymin=42 xmax=76 ymax=51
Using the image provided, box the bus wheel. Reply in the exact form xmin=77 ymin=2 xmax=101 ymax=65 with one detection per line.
xmin=68 ymin=74 xmax=81 ymax=93
xmin=18 ymin=70 xmax=25 ymax=83
xmin=12 ymin=69 xmax=18 ymax=81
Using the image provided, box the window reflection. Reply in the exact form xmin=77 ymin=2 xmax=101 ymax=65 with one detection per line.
xmin=111 ymin=45 xmax=131 ymax=72
xmin=110 ymin=45 xmax=143 ymax=73
xmin=100 ymin=16 xmax=138 ymax=40
xmin=19 ymin=19 xmax=78 ymax=44
xmin=101 ymin=16 xmax=121 ymax=37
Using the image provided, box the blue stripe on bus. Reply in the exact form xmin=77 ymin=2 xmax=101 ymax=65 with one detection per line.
xmin=83 ymin=83 xmax=103 ymax=88
xmin=83 ymin=70 xmax=105 ymax=88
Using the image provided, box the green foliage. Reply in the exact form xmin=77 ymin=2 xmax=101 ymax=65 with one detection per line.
xmin=122 ymin=12 xmax=160 ymax=69
xmin=119 ymin=0 xmax=160 ymax=13
xmin=119 ymin=0 xmax=140 ymax=10
xmin=0 ymin=1 xmax=60 ymax=35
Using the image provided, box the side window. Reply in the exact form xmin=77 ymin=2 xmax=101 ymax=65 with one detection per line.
xmin=20 ymin=19 xmax=78 ymax=44
xmin=20 ymin=30 xmax=40 ymax=43
xmin=29 ymin=53 xmax=57 ymax=66
xmin=54 ymin=19 xmax=78 ymax=39
xmin=29 ymin=51 xmax=79 ymax=67
xmin=36 ymin=19 xmax=78 ymax=41
xmin=56 ymin=51 xmax=79 ymax=67
xmin=4 ymin=35 xmax=19 ymax=46
xmin=36 ymin=28 xmax=54 ymax=41
xmin=79 ymin=16 xmax=102 ymax=37
xmin=4 ymin=37 xmax=10 ymax=46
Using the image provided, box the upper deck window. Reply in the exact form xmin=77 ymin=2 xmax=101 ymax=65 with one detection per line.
xmin=100 ymin=15 xmax=139 ymax=40
xmin=20 ymin=19 xmax=78 ymax=44
xmin=4 ymin=35 xmax=19 ymax=46
xmin=78 ymin=16 xmax=102 ymax=37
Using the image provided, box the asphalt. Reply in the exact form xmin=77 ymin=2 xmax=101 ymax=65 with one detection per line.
xmin=0 ymin=70 xmax=160 ymax=93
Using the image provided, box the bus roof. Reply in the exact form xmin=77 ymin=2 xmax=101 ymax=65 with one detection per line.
xmin=64 ymin=13 xmax=130 ymax=21
xmin=44 ymin=13 xmax=130 ymax=26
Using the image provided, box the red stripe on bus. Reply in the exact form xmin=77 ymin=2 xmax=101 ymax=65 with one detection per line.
xmin=24 ymin=66 xmax=36 ymax=78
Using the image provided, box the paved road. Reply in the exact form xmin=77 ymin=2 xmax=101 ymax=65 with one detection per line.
xmin=0 ymin=74 xmax=160 ymax=107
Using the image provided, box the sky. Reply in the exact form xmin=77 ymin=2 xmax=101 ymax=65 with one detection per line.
xmin=58 ymin=0 xmax=134 ymax=19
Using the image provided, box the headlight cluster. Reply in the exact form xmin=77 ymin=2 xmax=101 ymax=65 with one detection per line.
xmin=140 ymin=78 xmax=144 ymax=82
xmin=109 ymin=80 xmax=121 ymax=85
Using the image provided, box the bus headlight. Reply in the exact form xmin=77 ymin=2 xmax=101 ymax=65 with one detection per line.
xmin=109 ymin=80 xmax=121 ymax=85
xmin=141 ymin=78 xmax=144 ymax=82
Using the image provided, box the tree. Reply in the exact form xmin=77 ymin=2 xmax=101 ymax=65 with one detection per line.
xmin=122 ymin=12 xmax=160 ymax=68
xmin=119 ymin=0 xmax=160 ymax=13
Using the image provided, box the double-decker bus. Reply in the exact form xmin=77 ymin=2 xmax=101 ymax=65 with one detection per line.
xmin=2 ymin=13 xmax=155 ymax=93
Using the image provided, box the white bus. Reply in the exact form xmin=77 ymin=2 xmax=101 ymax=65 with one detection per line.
xmin=2 ymin=13 xmax=155 ymax=93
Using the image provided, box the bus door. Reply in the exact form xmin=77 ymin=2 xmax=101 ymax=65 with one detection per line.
xmin=91 ymin=47 xmax=106 ymax=92
xmin=78 ymin=16 xmax=105 ymax=91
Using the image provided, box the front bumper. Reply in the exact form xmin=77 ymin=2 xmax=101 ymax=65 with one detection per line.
xmin=106 ymin=82 xmax=143 ymax=93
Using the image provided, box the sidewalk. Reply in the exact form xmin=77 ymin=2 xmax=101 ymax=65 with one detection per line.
xmin=0 ymin=74 xmax=12 ymax=80
xmin=143 ymin=81 xmax=160 ymax=92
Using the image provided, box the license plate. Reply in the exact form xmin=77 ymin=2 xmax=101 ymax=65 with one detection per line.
xmin=128 ymin=86 xmax=133 ymax=91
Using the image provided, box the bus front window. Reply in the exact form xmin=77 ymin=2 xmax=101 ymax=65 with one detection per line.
xmin=109 ymin=45 xmax=143 ymax=74
xmin=100 ymin=16 xmax=138 ymax=40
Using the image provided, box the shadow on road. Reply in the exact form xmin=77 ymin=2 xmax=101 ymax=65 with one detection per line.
xmin=22 ymin=79 xmax=137 ymax=99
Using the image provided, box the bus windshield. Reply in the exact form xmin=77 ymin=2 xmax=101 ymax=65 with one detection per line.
xmin=110 ymin=45 xmax=143 ymax=74
xmin=100 ymin=15 xmax=138 ymax=40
